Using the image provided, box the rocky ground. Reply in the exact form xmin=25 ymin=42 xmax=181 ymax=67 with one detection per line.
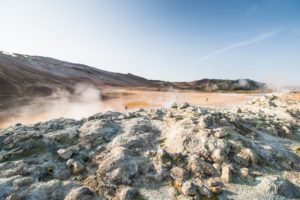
xmin=0 ymin=94 xmax=300 ymax=200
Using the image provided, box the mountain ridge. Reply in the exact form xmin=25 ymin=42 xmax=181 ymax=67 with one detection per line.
xmin=0 ymin=51 xmax=266 ymax=110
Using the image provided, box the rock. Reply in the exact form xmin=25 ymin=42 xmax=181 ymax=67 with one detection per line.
xmin=282 ymin=126 xmax=291 ymax=134
xmin=66 ymin=159 xmax=75 ymax=167
xmin=199 ymin=115 xmax=213 ymax=129
xmin=5 ymin=195 xmax=21 ymax=200
xmin=212 ymin=163 xmax=221 ymax=172
xmin=171 ymin=103 xmax=178 ymax=108
xmin=193 ymin=194 xmax=201 ymax=200
xmin=214 ymin=130 xmax=228 ymax=138
xmin=179 ymin=102 xmax=189 ymax=109
xmin=198 ymin=185 xmax=212 ymax=198
xmin=96 ymin=146 xmax=141 ymax=185
xmin=254 ymin=178 xmax=300 ymax=199
xmin=277 ymin=179 xmax=300 ymax=198
xmin=210 ymin=186 xmax=222 ymax=194
xmin=221 ymin=165 xmax=232 ymax=183
xmin=176 ymin=194 xmax=193 ymax=200
xmin=240 ymin=167 xmax=249 ymax=177
xmin=207 ymin=179 xmax=221 ymax=188
xmin=151 ymin=109 xmax=165 ymax=120
xmin=64 ymin=187 xmax=99 ymax=200
xmin=170 ymin=167 xmax=189 ymax=182
xmin=25 ymin=179 xmax=74 ymax=200
xmin=157 ymin=148 xmax=167 ymax=158
xmin=72 ymin=161 xmax=85 ymax=174
xmin=188 ymin=155 xmax=218 ymax=176
xmin=210 ymin=148 xmax=226 ymax=164
xmin=182 ymin=181 xmax=198 ymax=196
xmin=118 ymin=187 xmax=138 ymax=200
xmin=175 ymin=115 xmax=184 ymax=121
xmin=13 ymin=176 xmax=34 ymax=187
xmin=57 ymin=149 xmax=73 ymax=160
xmin=235 ymin=148 xmax=258 ymax=167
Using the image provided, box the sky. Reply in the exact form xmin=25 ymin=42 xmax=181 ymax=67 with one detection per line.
xmin=0 ymin=0 xmax=299 ymax=85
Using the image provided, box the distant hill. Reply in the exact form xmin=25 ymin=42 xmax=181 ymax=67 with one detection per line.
xmin=0 ymin=51 xmax=266 ymax=109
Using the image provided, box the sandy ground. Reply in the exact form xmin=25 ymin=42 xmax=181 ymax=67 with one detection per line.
xmin=103 ymin=89 xmax=262 ymax=110
xmin=0 ymin=89 xmax=267 ymax=129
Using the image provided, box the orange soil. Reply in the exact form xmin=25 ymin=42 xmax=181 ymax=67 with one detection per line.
xmin=284 ymin=92 xmax=300 ymax=101
xmin=104 ymin=89 xmax=261 ymax=110
xmin=0 ymin=89 xmax=263 ymax=128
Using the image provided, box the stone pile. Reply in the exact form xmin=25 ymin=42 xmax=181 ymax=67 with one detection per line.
xmin=0 ymin=94 xmax=300 ymax=200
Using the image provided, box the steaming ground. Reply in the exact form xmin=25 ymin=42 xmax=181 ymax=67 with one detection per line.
xmin=0 ymin=92 xmax=300 ymax=200
xmin=0 ymin=86 xmax=262 ymax=128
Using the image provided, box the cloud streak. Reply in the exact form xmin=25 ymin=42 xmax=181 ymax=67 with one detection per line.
xmin=194 ymin=29 xmax=282 ymax=65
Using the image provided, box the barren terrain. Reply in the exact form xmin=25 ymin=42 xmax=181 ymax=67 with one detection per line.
xmin=0 ymin=93 xmax=300 ymax=200
xmin=0 ymin=88 xmax=262 ymax=129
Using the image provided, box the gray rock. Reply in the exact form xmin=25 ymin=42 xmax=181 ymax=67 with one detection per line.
xmin=118 ymin=187 xmax=138 ymax=200
xmin=71 ymin=161 xmax=85 ymax=174
xmin=182 ymin=181 xmax=197 ymax=196
xmin=170 ymin=167 xmax=188 ymax=182
xmin=171 ymin=103 xmax=178 ymax=108
xmin=210 ymin=148 xmax=226 ymax=164
xmin=5 ymin=194 xmax=21 ymax=200
xmin=66 ymin=159 xmax=75 ymax=167
xmin=57 ymin=149 xmax=73 ymax=160
xmin=179 ymin=102 xmax=189 ymax=109
xmin=198 ymin=185 xmax=212 ymax=198
xmin=64 ymin=187 xmax=100 ymax=200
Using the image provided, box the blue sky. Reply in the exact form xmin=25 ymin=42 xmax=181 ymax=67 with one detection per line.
xmin=0 ymin=0 xmax=299 ymax=85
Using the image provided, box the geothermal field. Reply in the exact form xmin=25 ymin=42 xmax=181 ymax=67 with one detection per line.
xmin=0 ymin=51 xmax=300 ymax=200
xmin=1 ymin=90 xmax=300 ymax=200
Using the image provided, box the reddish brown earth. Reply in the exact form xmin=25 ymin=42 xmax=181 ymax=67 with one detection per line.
xmin=0 ymin=88 xmax=263 ymax=128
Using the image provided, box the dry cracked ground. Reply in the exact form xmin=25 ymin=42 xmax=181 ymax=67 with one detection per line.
xmin=0 ymin=94 xmax=300 ymax=200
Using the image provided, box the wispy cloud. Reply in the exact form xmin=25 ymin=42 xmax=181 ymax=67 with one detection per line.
xmin=194 ymin=29 xmax=283 ymax=65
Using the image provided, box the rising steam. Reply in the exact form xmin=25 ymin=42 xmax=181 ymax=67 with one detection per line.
xmin=0 ymin=84 xmax=107 ymax=127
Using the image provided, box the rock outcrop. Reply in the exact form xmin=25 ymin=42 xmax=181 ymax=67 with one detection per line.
xmin=0 ymin=94 xmax=299 ymax=199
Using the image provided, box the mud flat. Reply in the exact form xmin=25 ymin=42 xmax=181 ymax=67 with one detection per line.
xmin=0 ymin=89 xmax=262 ymax=129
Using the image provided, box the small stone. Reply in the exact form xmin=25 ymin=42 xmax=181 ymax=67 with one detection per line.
xmin=193 ymin=194 xmax=201 ymax=200
xmin=176 ymin=194 xmax=193 ymax=200
xmin=207 ymin=179 xmax=221 ymax=188
xmin=175 ymin=115 xmax=184 ymax=121
xmin=240 ymin=167 xmax=249 ymax=177
xmin=221 ymin=165 xmax=232 ymax=183
xmin=282 ymin=126 xmax=291 ymax=134
xmin=198 ymin=185 xmax=212 ymax=198
xmin=157 ymin=148 xmax=168 ymax=160
xmin=182 ymin=181 xmax=198 ymax=196
xmin=66 ymin=159 xmax=75 ymax=167
xmin=210 ymin=149 xmax=225 ymax=164
xmin=64 ymin=187 xmax=95 ymax=200
xmin=57 ymin=149 xmax=73 ymax=160
xmin=3 ymin=137 xmax=12 ymax=145
xmin=72 ymin=161 xmax=85 ymax=173
xmin=210 ymin=186 xmax=222 ymax=194
xmin=214 ymin=131 xmax=228 ymax=138
xmin=5 ymin=195 xmax=21 ymax=200
xmin=171 ymin=102 xmax=178 ymax=108
xmin=213 ymin=163 xmax=221 ymax=172
xmin=179 ymin=102 xmax=189 ymax=109
xmin=170 ymin=167 xmax=188 ymax=182
xmin=118 ymin=187 xmax=138 ymax=200
xmin=236 ymin=148 xmax=258 ymax=167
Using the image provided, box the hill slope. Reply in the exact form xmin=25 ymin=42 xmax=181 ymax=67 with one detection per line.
xmin=0 ymin=51 xmax=265 ymax=110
